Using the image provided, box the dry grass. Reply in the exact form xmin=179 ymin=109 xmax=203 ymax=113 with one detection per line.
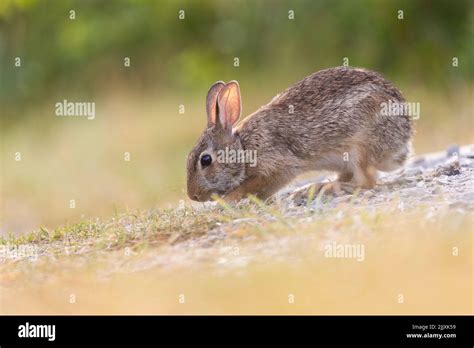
xmin=1 ymin=198 xmax=472 ymax=315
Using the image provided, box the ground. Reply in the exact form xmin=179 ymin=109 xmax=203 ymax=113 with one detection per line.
xmin=0 ymin=145 xmax=473 ymax=314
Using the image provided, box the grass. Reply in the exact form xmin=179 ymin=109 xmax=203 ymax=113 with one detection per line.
xmin=1 ymin=204 xmax=225 ymax=253
xmin=1 ymin=196 xmax=472 ymax=315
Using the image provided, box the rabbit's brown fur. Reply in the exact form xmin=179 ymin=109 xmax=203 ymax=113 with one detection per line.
xmin=187 ymin=67 xmax=413 ymax=202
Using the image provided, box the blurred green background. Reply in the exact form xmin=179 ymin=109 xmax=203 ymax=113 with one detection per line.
xmin=1 ymin=0 xmax=473 ymax=236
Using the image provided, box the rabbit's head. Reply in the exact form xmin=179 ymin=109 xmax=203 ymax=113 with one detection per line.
xmin=186 ymin=81 xmax=246 ymax=202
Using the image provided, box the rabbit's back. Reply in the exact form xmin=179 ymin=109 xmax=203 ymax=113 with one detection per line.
xmin=238 ymin=67 xmax=412 ymax=173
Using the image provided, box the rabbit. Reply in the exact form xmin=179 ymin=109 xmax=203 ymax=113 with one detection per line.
xmin=187 ymin=66 xmax=413 ymax=202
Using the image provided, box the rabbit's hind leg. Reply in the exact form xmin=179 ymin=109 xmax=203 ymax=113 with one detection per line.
xmin=290 ymin=162 xmax=376 ymax=205
xmin=341 ymin=145 xmax=377 ymax=190
xmin=337 ymin=171 xmax=354 ymax=182
xmin=351 ymin=164 xmax=376 ymax=189
xmin=331 ymin=164 xmax=376 ymax=194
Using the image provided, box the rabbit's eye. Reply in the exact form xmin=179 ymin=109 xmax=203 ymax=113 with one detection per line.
xmin=200 ymin=154 xmax=212 ymax=167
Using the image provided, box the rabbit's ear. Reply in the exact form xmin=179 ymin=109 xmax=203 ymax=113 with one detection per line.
xmin=217 ymin=81 xmax=241 ymax=133
xmin=206 ymin=81 xmax=226 ymax=126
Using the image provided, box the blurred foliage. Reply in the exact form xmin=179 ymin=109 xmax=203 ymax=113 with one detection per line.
xmin=0 ymin=0 xmax=473 ymax=116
